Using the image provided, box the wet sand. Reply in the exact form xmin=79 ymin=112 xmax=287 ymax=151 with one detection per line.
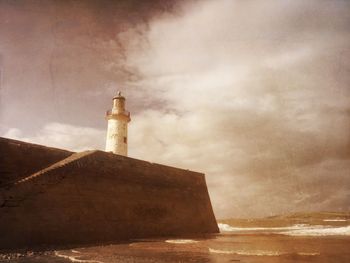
xmin=1 ymin=233 xmax=350 ymax=263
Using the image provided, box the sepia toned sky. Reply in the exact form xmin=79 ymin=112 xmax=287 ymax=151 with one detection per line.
xmin=1 ymin=0 xmax=349 ymax=218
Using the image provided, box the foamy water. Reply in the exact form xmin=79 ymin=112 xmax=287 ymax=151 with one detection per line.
xmin=209 ymin=248 xmax=282 ymax=256
xmin=323 ymin=219 xmax=347 ymax=222
xmin=218 ymin=223 xmax=350 ymax=236
xmin=208 ymin=248 xmax=320 ymax=256
xmin=54 ymin=251 xmax=104 ymax=263
xmin=218 ymin=223 xmax=307 ymax=232
xmin=165 ymin=239 xmax=199 ymax=244
xmin=284 ymin=225 xmax=350 ymax=236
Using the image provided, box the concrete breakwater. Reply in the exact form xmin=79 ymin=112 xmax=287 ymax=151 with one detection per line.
xmin=0 ymin=137 xmax=219 ymax=249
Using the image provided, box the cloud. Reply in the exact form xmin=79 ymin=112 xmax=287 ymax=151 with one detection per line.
xmin=122 ymin=0 xmax=350 ymax=218
xmin=3 ymin=122 xmax=105 ymax=152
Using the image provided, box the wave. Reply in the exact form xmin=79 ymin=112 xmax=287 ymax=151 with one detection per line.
xmin=323 ymin=219 xmax=347 ymax=222
xmin=218 ymin=223 xmax=350 ymax=236
xmin=54 ymin=251 xmax=104 ymax=263
xmin=283 ymin=225 xmax=350 ymax=236
xmin=209 ymin=248 xmax=281 ymax=256
xmin=218 ymin=223 xmax=307 ymax=232
xmin=165 ymin=239 xmax=199 ymax=244
xmin=298 ymin=252 xmax=321 ymax=256
xmin=208 ymin=248 xmax=319 ymax=256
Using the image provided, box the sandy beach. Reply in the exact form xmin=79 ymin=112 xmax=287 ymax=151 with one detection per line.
xmin=1 ymin=234 xmax=349 ymax=263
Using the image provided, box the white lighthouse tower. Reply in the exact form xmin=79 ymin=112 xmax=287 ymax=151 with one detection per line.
xmin=105 ymin=91 xmax=131 ymax=156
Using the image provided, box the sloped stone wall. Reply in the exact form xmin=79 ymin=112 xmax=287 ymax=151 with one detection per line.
xmin=0 ymin=141 xmax=218 ymax=249
xmin=0 ymin=137 xmax=72 ymax=186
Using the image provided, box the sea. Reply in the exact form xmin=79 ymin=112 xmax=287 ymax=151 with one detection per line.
xmin=1 ymin=217 xmax=349 ymax=263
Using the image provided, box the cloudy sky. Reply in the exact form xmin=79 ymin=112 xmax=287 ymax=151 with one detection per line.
xmin=1 ymin=0 xmax=349 ymax=218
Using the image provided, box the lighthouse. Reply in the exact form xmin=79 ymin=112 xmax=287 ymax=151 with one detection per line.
xmin=105 ymin=91 xmax=131 ymax=156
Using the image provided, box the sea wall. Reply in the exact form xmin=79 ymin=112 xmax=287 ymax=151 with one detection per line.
xmin=0 ymin=137 xmax=72 ymax=186
xmin=0 ymin=138 xmax=219 ymax=249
